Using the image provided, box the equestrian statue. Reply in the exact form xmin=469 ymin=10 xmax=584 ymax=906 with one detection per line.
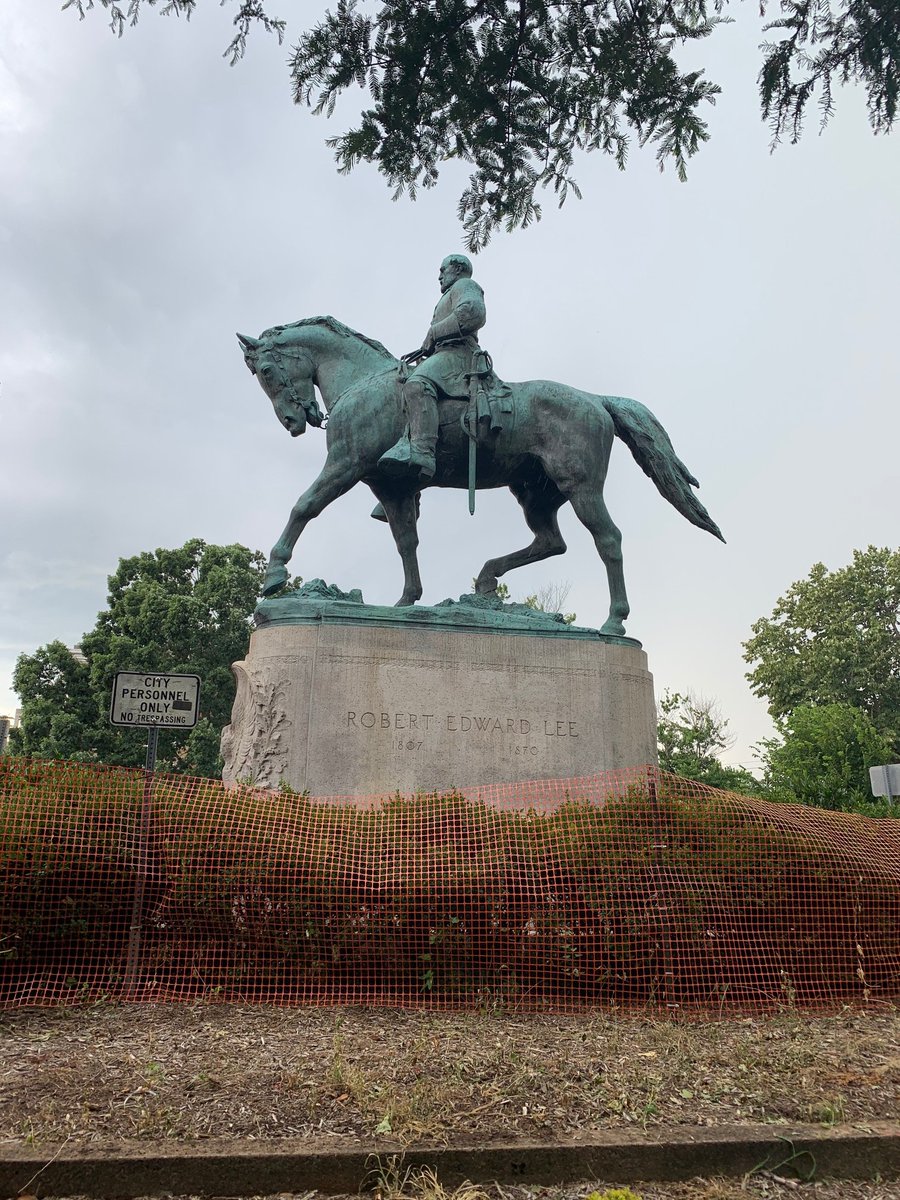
xmin=237 ymin=254 xmax=724 ymax=638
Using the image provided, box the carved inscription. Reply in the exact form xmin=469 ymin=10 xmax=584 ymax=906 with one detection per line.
xmin=348 ymin=711 xmax=437 ymax=730
xmin=347 ymin=711 xmax=578 ymax=734
xmin=344 ymin=710 xmax=579 ymax=756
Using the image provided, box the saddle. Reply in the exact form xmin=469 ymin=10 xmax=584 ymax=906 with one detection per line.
xmin=370 ymin=364 xmax=515 ymax=521
xmin=399 ymin=350 xmax=514 ymax=443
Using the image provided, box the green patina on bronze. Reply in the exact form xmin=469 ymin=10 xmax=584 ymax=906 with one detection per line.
xmin=237 ymin=258 xmax=723 ymax=638
xmin=255 ymin=580 xmax=642 ymax=647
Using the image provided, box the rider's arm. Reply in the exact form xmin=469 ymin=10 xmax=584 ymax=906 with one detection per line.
xmin=402 ymin=330 xmax=434 ymax=362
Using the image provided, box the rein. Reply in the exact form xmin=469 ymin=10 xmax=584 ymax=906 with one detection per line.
xmin=261 ymin=345 xmax=326 ymax=428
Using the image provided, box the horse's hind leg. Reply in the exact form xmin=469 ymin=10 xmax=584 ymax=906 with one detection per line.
xmin=370 ymin=486 xmax=423 ymax=606
xmin=566 ymin=487 xmax=629 ymax=636
xmin=475 ymin=480 xmax=567 ymax=595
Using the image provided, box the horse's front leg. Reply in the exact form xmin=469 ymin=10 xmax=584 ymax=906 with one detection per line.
xmin=264 ymin=455 xmax=360 ymax=595
xmin=369 ymin=486 xmax=423 ymax=606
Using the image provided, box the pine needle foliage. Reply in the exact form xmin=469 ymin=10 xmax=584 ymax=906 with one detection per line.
xmin=66 ymin=0 xmax=899 ymax=250
xmin=62 ymin=0 xmax=286 ymax=65
xmin=290 ymin=0 xmax=725 ymax=249
xmin=759 ymin=0 xmax=900 ymax=146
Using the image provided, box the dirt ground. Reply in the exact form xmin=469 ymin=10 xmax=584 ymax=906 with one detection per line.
xmin=3 ymin=1003 xmax=898 ymax=1144
xmin=3 ymin=1003 xmax=899 ymax=1198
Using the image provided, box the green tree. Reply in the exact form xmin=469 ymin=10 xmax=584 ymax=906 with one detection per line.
xmin=743 ymin=547 xmax=900 ymax=753
xmin=657 ymin=689 xmax=760 ymax=793
xmin=64 ymin=0 xmax=899 ymax=250
xmin=10 ymin=641 xmax=98 ymax=764
xmin=756 ymin=702 xmax=894 ymax=811
xmin=11 ymin=540 xmax=269 ymax=777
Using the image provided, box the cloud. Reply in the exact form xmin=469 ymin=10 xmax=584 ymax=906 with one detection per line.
xmin=1 ymin=1 xmax=898 ymax=763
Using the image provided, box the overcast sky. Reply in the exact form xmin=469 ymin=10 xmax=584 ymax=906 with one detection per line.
xmin=2 ymin=1 xmax=898 ymax=770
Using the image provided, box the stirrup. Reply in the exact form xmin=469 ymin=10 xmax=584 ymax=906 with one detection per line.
xmin=378 ymin=439 xmax=435 ymax=479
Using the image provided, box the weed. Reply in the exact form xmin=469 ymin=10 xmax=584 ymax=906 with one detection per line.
xmin=746 ymin=1135 xmax=817 ymax=1183
xmin=365 ymin=1157 xmax=488 ymax=1200
xmin=326 ymin=1033 xmax=367 ymax=1101
xmin=810 ymin=1095 xmax=846 ymax=1126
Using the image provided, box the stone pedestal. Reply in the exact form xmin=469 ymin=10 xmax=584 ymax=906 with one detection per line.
xmin=221 ymin=588 xmax=657 ymax=796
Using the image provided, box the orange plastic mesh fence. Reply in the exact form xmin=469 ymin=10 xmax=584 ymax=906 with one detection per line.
xmin=2 ymin=757 xmax=898 ymax=1011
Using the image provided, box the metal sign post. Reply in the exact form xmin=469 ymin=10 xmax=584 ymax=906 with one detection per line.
xmin=111 ymin=672 xmax=201 ymax=994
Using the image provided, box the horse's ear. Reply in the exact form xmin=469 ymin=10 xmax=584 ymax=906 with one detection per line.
xmin=237 ymin=332 xmax=260 ymax=373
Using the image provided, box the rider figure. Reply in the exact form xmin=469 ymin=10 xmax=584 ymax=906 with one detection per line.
xmin=379 ymin=254 xmax=486 ymax=480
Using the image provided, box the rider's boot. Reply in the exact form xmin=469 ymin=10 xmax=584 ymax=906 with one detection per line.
xmin=378 ymin=380 xmax=438 ymax=480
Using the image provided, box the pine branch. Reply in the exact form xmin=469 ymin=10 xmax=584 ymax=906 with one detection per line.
xmin=64 ymin=0 xmax=897 ymax=250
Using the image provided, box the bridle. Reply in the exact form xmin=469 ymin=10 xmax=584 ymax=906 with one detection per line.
xmin=258 ymin=344 xmax=326 ymax=428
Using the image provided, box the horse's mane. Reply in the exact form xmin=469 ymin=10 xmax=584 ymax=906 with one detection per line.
xmin=260 ymin=315 xmax=395 ymax=361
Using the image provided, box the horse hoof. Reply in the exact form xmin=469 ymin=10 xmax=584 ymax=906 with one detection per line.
xmin=599 ymin=618 xmax=626 ymax=638
xmin=262 ymin=564 xmax=289 ymax=596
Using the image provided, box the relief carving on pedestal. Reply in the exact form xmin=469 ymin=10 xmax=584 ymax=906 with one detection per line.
xmin=221 ymin=660 xmax=292 ymax=788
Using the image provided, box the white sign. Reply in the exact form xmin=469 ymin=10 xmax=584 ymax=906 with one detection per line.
xmin=110 ymin=672 xmax=201 ymax=729
xmin=870 ymin=764 xmax=900 ymax=798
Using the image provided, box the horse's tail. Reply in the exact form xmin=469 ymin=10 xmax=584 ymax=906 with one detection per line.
xmin=601 ymin=396 xmax=725 ymax=542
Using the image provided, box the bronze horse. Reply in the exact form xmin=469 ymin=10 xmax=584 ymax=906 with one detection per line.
xmin=238 ymin=316 xmax=723 ymax=637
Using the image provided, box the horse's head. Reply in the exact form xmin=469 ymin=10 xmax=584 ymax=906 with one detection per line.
xmin=237 ymin=331 xmax=319 ymax=437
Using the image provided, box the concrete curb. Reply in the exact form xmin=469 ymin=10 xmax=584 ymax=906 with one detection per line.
xmin=2 ymin=1123 xmax=899 ymax=1196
